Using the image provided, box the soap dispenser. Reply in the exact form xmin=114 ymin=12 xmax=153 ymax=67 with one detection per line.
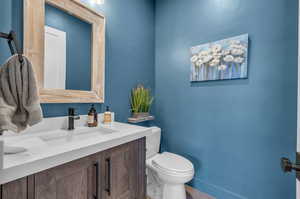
xmin=88 ymin=104 xmax=97 ymax=127
xmin=103 ymin=106 xmax=112 ymax=124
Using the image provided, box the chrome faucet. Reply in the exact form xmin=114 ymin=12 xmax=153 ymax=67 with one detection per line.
xmin=68 ymin=108 xmax=80 ymax=130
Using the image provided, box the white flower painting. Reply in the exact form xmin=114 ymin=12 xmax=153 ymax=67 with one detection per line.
xmin=190 ymin=34 xmax=249 ymax=82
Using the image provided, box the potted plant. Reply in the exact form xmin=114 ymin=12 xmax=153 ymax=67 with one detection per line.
xmin=130 ymin=85 xmax=154 ymax=118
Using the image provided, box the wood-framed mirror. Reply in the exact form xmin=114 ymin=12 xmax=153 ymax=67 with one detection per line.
xmin=23 ymin=0 xmax=105 ymax=103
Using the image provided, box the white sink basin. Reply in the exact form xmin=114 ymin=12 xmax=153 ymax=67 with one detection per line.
xmin=2 ymin=127 xmax=118 ymax=154
xmin=39 ymin=127 xmax=116 ymax=145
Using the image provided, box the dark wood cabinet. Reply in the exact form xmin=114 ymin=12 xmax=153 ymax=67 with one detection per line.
xmin=34 ymin=155 xmax=96 ymax=199
xmin=101 ymin=139 xmax=139 ymax=199
xmin=1 ymin=177 xmax=28 ymax=199
xmin=0 ymin=138 xmax=146 ymax=199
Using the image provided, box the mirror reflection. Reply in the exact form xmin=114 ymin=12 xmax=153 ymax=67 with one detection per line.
xmin=44 ymin=3 xmax=92 ymax=91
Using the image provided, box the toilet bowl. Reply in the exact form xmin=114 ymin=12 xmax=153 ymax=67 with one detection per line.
xmin=146 ymin=127 xmax=194 ymax=199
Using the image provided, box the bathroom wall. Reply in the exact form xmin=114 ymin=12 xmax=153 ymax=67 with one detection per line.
xmin=0 ymin=0 xmax=155 ymax=122
xmin=0 ymin=1 xmax=23 ymax=64
xmin=155 ymin=0 xmax=298 ymax=199
xmin=0 ymin=0 xmax=12 ymax=64
xmin=0 ymin=0 xmax=298 ymax=197
xmin=45 ymin=4 xmax=92 ymax=91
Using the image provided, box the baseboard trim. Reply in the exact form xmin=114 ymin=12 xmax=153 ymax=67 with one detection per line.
xmin=189 ymin=177 xmax=247 ymax=199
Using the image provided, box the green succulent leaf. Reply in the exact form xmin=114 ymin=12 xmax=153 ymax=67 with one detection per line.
xmin=130 ymin=84 xmax=154 ymax=114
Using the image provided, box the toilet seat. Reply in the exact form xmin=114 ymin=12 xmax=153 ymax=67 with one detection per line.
xmin=151 ymin=152 xmax=194 ymax=176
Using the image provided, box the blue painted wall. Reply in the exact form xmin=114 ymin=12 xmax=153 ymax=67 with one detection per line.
xmin=1 ymin=0 xmax=299 ymax=198
xmin=0 ymin=0 xmax=155 ymax=121
xmin=155 ymin=0 xmax=298 ymax=199
xmin=45 ymin=4 xmax=92 ymax=91
xmin=0 ymin=0 xmax=22 ymax=64
xmin=0 ymin=0 xmax=12 ymax=64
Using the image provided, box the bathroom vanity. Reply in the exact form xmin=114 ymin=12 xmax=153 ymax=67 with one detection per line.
xmin=0 ymin=139 xmax=145 ymax=199
xmin=0 ymin=116 xmax=150 ymax=199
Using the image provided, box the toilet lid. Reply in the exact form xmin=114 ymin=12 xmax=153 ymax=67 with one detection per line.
xmin=152 ymin=152 xmax=194 ymax=174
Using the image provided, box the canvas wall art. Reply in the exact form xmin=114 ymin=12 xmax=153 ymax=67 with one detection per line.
xmin=190 ymin=34 xmax=249 ymax=82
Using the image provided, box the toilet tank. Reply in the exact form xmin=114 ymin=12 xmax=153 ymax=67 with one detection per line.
xmin=146 ymin=127 xmax=161 ymax=159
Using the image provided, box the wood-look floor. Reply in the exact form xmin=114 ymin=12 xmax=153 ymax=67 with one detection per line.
xmin=146 ymin=185 xmax=215 ymax=199
xmin=186 ymin=185 xmax=215 ymax=199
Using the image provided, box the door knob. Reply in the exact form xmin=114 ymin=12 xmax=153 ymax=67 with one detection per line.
xmin=281 ymin=157 xmax=300 ymax=173
xmin=281 ymin=153 xmax=300 ymax=180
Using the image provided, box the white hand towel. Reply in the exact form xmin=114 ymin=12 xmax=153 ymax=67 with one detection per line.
xmin=0 ymin=55 xmax=43 ymax=133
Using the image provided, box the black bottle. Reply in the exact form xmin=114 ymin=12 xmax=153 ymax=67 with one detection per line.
xmin=88 ymin=105 xmax=97 ymax=127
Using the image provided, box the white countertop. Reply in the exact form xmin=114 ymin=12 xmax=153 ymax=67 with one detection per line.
xmin=0 ymin=118 xmax=151 ymax=185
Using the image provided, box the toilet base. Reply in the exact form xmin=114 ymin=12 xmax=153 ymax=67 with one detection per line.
xmin=163 ymin=183 xmax=186 ymax=199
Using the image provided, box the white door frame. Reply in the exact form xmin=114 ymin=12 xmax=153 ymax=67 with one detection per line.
xmin=44 ymin=26 xmax=67 ymax=89
xmin=297 ymin=1 xmax=300 ymax=198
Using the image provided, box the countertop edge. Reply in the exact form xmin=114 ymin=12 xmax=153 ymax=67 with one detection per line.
xmin=0 ymin=128 xmax=151 ymax=185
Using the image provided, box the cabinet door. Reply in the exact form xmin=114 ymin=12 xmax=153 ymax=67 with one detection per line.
xmin=34 ymin=156 xmax=97 ymax=199
xmin=101 ymin=138 xmax=146 ymax=199
xmin=136 ymin=138 xmax=146 ymax=199
xmin=1 ymin=178 xmax=28 ymax=199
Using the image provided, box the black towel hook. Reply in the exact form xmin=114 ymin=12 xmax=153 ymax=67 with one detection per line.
xmin=0 ymin=30 xmax=23 ymax=64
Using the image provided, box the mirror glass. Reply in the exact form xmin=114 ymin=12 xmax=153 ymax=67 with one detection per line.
xmin=44 ymin=3 xmax=92 ymax=91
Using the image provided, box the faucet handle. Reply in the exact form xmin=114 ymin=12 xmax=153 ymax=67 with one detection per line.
xmin=68 ymin=107 xmax=76 ymax=116
xmin=68 ymin=108 xmax=80 ymax=119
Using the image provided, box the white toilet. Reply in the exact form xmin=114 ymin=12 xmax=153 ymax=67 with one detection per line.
xmin=146 ymin=127 xmax=194 ymax=199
